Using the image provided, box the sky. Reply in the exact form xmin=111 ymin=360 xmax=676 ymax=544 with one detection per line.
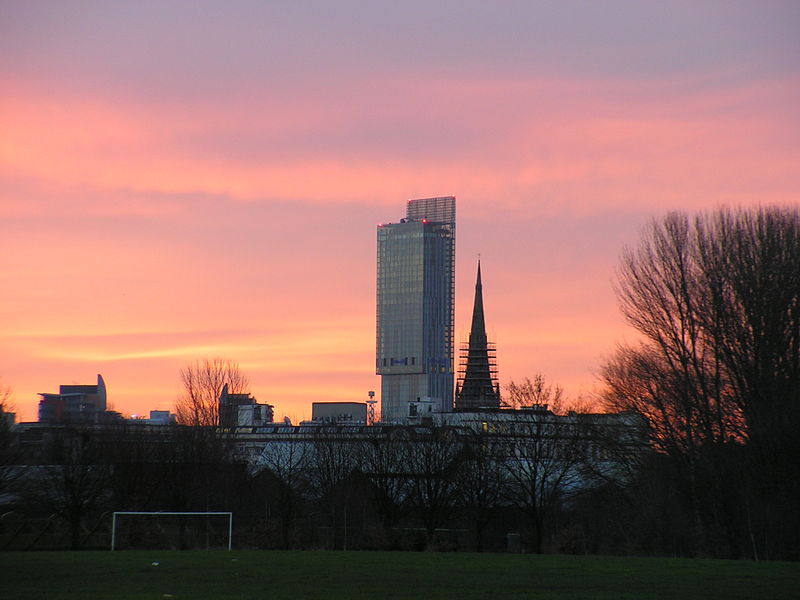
xmin=2 ymin=1 xmax=799 ymax=422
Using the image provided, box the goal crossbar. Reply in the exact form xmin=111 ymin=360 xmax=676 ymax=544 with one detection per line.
xmin=111 ymin=511 xmax=233 ymax=551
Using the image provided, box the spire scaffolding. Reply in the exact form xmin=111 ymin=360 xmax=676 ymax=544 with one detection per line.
xmin=455 ymin=260 xmax=500 ymax=411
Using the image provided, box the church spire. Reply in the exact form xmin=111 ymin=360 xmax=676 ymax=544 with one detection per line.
xmin=469 ymin=260 xmax=487 ymax=346
xmin=455 ymin=260 xmax=500 ymax=411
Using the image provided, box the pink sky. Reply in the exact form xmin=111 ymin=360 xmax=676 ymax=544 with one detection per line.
xmin=2 ymin=1 xmax=799 ymax=422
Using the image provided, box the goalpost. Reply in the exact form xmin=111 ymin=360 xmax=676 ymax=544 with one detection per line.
xmin=111 ymin=511 xmax=233 ymax=551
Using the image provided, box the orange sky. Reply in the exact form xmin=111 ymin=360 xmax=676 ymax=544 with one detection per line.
xmin=2 ymin=2 xmax=799 ymax=422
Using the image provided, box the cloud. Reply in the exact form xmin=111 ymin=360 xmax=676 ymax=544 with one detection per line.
xmin=3 ymin=69 xmax=798 ymax=223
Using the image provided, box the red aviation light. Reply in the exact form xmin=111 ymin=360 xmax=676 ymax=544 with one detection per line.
xmin=422 ymin=218 xmax=428 ymax=223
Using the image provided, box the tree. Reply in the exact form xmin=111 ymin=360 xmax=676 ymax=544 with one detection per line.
xmin=24 ymin=429 xmax=111 ymax=550
xmin=105 ymin=422 xmax=171 ymax=512
xmin=404 ymin=426 xmax=465 ymax=547
xmin=601 ymin=206 xmax=800 ymax=559
xmin=0 ymin=378 xmax=11 ymax=409
xmin=170 ymin=359 xmax=249 ymax=547
xmin=457 ymin=430 xmax=505 ymax=552
xmin=175 ymin=358 xmax=250 ymax=427
xmin=306 ymin=430 xmax=363 ymax=549
xmin=605 ymin=213 xmax=742 ymax=451
xmin=600 ymin=344 xmax=736 ymax=457
xmin=0 ymin=380 xmax=21 ymax=497
xmin=361 ymin=428 xmax=411 ymax=536
xmin=254 ymin=437 xmax=311 ymax=549
xmin=495 ymin=377 xmax=592 ymax=553
xmin=504 ymin=375 xmax=565 ymax=410
xmin=606 ymin=207 xmax=800 ymax=449
xmin=694 ymin=209 xmax=800 ymax=451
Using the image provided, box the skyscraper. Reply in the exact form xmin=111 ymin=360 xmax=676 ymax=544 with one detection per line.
xmin=376 ymin=196 xmax=455 ymax=422
xmin=455 ymin=261 xmax=500 ymax=411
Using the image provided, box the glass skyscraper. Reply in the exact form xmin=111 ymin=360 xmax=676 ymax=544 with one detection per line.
xmin=376 ymin=196 xmax=455 ymax=422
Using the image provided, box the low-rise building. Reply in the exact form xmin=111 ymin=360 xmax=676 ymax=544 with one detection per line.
xmin=37 ymin=374 xmax=117 ymax=424
xmin=310 ymin=402 xmax=367 ymax=425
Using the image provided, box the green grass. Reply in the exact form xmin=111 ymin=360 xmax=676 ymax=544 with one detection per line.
xmin=3 ymin=550 xmax=798 ymax=600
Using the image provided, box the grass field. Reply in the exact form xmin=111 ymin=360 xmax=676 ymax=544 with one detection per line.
xmin=3 ymin=550 xmax=798 ymax=600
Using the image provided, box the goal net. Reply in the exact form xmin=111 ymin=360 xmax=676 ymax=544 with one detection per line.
xmin=111 ymin=511 xmax=233 ymax=551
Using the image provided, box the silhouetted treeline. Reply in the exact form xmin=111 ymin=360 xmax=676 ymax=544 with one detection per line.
xmin=0 ymin=417 xmax=636 ymax=554
xmin=2 ymin=411 xmax=798 ymax=558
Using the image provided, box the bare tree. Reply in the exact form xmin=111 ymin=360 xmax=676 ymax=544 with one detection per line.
xmin=606 ymin=207 xmax=800 ymax=450
xmin=694 ymin=209 xmax=800 ymax=451
xmin=175 ymin=358 xmax=250 ymax=426
xmin=361 ymin=428 xmax=411 ymax=535
xmin=504 ymin=374 xmax=565 ymax=411
xmin=306 ymin=431 xmax=361 ymax=548
xmin=0 ymin=380 xmax=20 ymax=496
xmin=0 ymin=379 xmax=11 ymax=409
xmin=457 ymin=430 xmax=505 ymax=552
xmin=308 ymin=433 xmax=359 ymax=504
xmin=255 ymin=437 xmax=311 ymax=549
xmin=606 ymin=212 xmax=742 ymax=451
xmin=404 ymin=426 xmax=465 ymax=546
xmin=495 ymin=376 xmax=592 ymax=553
xmin=602 ymin=206 xmax=800 ymax=559
xmin=23 ymin=429 xmax=111 ymax=550
xmin=601 ymin=344 xmax=738 ymax=457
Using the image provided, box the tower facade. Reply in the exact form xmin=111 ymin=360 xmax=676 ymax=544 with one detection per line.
xmin=455 ymin=261 xmax=500 ymax=411
xmin=376 ymin=196 xmax=455 ymax=422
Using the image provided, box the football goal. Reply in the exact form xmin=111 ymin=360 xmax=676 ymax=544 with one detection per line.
xmin=111 ymin=511 xmax=233 ymax=551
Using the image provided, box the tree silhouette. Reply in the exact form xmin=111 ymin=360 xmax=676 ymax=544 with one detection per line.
xmin=602 ymin=206 xmax=800 ymax=559
xmin=175 ymin=358 xmax=250 ymax=427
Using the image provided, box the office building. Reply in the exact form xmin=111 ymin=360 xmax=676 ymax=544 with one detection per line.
xmin=37 ymin=374 xmax=108 ymax=424
xmin=376 ymin=196 xmax=455 ymax=422
xmin=145 ymin=410 xmax=177 ymax=426
xmin=218 ymin=383 xmax=274 ymax=428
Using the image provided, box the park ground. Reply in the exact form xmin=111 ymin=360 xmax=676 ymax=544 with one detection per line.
xmin=4 ymin=550 xmax=800 ymax=599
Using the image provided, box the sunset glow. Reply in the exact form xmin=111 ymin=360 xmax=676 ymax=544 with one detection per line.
xmin=2 ymin=2 xmax=799 ymax=421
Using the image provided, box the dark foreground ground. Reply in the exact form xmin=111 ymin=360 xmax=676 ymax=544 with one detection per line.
xmin=3 ymin=550 xmax=799 ymax=600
